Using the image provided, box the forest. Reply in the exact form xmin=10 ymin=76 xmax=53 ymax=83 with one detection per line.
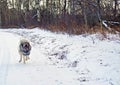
xmin=0 ymin=0 xmax=120 ymax=34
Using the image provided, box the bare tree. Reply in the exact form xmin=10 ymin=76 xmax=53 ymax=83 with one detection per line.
xmin=114 ymin=0 xmax=118 ymax=18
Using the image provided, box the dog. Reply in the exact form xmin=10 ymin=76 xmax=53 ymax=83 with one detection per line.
xmin=19 ymin=39 xmax=31 ymax=64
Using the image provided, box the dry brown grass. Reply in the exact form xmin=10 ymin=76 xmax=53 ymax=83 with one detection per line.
xmin=47 ymin=22 xmax=110 ymax=35
xmin=3 ymin=21 xmax=120 ymax=37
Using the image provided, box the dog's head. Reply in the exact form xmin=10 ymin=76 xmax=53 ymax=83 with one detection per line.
xmin=19 ymin=39 xmax=31 ymax=55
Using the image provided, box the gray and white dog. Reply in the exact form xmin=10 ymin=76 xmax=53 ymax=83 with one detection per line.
xmin=19 ymin=39 xmax=31 ymax=64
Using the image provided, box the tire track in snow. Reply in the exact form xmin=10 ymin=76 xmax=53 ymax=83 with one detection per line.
xmin=0 ymin=39 xmax=10 ymax=85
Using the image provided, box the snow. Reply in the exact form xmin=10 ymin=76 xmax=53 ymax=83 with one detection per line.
xmin=0 ymin=28 xmax=120 ymax=85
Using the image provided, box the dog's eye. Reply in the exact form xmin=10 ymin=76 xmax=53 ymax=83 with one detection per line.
xmin=23 ymin=44 xmax=26 ymax=47
xmin=25 ymin=44 xmax=28 ymax=47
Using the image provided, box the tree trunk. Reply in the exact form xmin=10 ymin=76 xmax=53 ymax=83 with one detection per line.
xmin=63 ymin=0 xmax=67 ymax=15
xmin=114 ymin=0 xmax=117 ymax=18
xmin=97 ymin=0 xmax=101 ymax=21
xmin=0 ymin=2 xmax=1 ymax=27
xmin=0 ymin=13 xmax=1 ymax=27
xmin=83 ymin=1 xmax=88 ymax=30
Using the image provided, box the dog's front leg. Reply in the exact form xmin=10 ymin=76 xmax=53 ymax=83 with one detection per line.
xmin=26 ymin=56 xmax=30 ymax=61
xmin=19 ymin=53 xmax=22 ymax=63
xmin=23 ymin=56 xmax=26 ymax=64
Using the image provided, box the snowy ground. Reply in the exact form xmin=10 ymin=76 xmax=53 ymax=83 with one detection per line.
xmin=0 ymin=28 xmax=120 ymax=85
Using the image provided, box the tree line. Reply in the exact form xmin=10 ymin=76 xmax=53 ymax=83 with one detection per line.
xmin=0 ymin=0 xmax=120 ymax=34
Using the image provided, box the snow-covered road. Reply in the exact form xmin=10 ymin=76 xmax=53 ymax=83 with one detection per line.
xmin=0 ymin=28 xmax=120 ymax=85
xmin=0 ymin=32 xmax=18 ymax=85
xmin=0 ymin=32 xmax=79 ymax=85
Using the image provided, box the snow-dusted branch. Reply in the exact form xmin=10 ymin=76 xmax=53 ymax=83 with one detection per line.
xmin=102 ymin=20 xmax=120 ymax=32
xmin=102 ymin=20 xmax=111 ymax=31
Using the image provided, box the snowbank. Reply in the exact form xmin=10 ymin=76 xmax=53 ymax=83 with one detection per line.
xmin=0 ymin=28 xmax=120 ymax=85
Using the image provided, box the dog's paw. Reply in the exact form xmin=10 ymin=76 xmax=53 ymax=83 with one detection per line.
xmin=23 ymin=61 xmax=26 ymax=64
xmin=19 ymin=60 xmax=22 ymax=63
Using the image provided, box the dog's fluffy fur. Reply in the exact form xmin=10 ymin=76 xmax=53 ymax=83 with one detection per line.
xmin=19 ymin=39 xmax=31 ymax=64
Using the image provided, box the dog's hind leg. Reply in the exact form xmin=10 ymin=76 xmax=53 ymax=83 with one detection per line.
xmin=19 ymin=53 xmax=22 ymax=63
